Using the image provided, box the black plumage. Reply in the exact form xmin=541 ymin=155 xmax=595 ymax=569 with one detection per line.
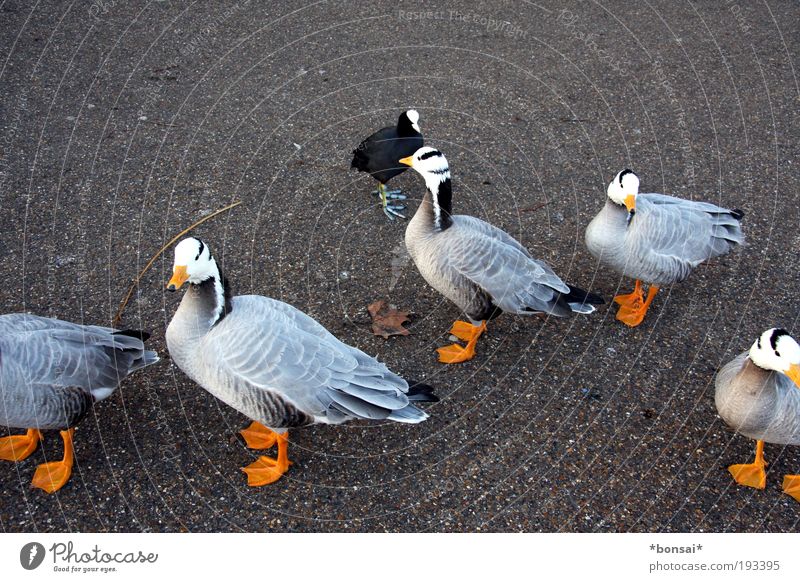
xmin=351 ymin=110 xmax=423 ymax=186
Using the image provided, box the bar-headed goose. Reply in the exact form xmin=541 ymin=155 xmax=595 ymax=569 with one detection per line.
xmin=399 ymin=147 xmax=603 ymax=364
xmin=351 ymin=109 xmax=423 ymax=220
xmin=715 ymin=328 xmax=800 ymax=502
xmin=585 ymin=169 xmax=745 ymax=327
xmin=165 ymin=237 xmax=437 ymax=486
xmin=0 ymin=315 xmax=157 ymax=493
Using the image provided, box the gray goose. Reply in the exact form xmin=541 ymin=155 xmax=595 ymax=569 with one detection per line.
xmin=0 ymin=314 xmax=157 ymax=492
xmin=351 ymin=109 xmax=423 ymax=220
xmin=399 ymin=147 xmax=603 ymax=364
xmin=585 ymin=169 xmax=744 ymax=327
xmin=715 ymin=328 xmax=800 ymax=502
xmin=165 ymin=237 xmax=437 ymax=486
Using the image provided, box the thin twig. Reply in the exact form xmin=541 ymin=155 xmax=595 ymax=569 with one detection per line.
xmin=113 ymin=200 xmax=241 ymax=326
xmin=521 ymin=202 xmax=548 ymax=213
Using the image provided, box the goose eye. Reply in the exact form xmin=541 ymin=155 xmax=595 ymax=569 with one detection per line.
xmin=775 ymin=350 xmax=781 ymax=357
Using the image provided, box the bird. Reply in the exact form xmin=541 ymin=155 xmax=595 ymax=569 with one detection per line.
xmin=585 ymin=169 xmax=745 ymax=327
xmin=351 ymin=109 xmax=423 ymax=220
xmin=165 ymin=237 xmax=438 ymax=486
xmin=715 ymin=328 xmax=800 ymax=502
xmin=398 ymin=147 xmax=604 ymax=364
xmin=0 ymin=314 xmax=158 ymax=493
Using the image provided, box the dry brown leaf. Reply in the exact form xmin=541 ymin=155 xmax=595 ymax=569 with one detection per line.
xmin=367 ymin=300 xmax=410 ymax=338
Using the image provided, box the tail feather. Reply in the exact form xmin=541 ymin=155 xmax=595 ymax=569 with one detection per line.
xmin=563 ymin=285 xmax=604 ymax=314
xmin=113 ymin=329 xmax=159 ymax=371
xmin=351 ymin=146 xmax=368 ymax=172
xmin=136 ymin=350 xmax=160 ymax=370
xmin=114 ymin=329 xmax=151 ymax=342
xmin=405 ymin=380 xmax=439 ymax=403
xmin=387 ymin=405 xmax=429 ymax=424
xmin=730 ymin=208 xmax=745 ymax=221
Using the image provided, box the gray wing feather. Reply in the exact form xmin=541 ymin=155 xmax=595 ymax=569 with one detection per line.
xmin=629 ymin=194 xmax=744 ymax=283
xmin=0 ymin=314 xmax=155 ymax=395
xmin=443 ymin=216 xmax=570 ymax=314
xmin=204 ymin=297 xmax=424 ymax=423
xmin=0 ymin=313 xmax=158 ymax=429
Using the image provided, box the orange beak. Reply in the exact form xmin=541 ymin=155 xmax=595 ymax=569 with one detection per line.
xmin=786 ymin=363 xmax=800 ymax=388
xmin=624 ymin=194 xmax=636 ymax=214
xmin=167 ymin=265 xmax=189 ymax=291
xmin=398 ymin=156 xmax=413 ymax=167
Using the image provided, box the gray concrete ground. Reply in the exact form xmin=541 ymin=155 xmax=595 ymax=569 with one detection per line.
xmin=0 ymin=0 xmax=798 ymax=532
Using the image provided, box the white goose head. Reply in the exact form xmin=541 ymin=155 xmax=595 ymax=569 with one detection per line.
xmin=167 ymin=237 xmax=218 ymax=291
xmin=607 ymin=169 xmax=639 ymax=215
xmin=749 ymin=328 xmax=800 ymax=387
xmin=399 ymin=146 xmax=450 ymax=192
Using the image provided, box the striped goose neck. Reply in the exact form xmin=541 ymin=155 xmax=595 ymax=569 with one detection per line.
xmin=426 ymin=176 xmax=453 ymax=231
xmin=181 ymin=261 xmax=234 ymax=329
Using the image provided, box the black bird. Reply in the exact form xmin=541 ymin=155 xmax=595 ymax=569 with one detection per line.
xmin=351 ymin=109 xmax=423 ymax=220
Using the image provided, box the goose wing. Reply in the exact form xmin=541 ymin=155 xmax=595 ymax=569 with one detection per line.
xmin=203 ymin=297 xmax=424 ymax=424
xmin=0 ymin=313 xmax=156 ymax=400
xmin=629 ymin=194 xmax=744 ymax=282
xmin=443 ymin=216 xmax=571 ymax=315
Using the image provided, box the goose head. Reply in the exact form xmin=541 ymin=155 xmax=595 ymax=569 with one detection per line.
xmin=399 ymin=146 xmax=450 ymax=192
xmin=607 ymin=169 xmax=639 ymax=218
xmin=749 ymin=328 xmax=800 ymax=387
xmin=167 ymin=237 xmax=218 ymax=291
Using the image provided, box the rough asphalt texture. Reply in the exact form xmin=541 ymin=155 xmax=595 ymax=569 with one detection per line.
xmin=0 ymin=1 xmax=798 ymax=532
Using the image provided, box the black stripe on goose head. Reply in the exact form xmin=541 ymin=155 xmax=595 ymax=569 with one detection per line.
xmin=419 ymin=149 xmax=442 ymax=161
xmin=769 ymin=328 xmax=790 ymax=354
xmin=619 ymin=168 xmax=635 ymax=185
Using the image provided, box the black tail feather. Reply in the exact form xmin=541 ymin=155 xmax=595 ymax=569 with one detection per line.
xmin=730 ymin=208 xmax=745 ymax=221
xmin=351 ymin=146 xmax=368 ymax=171
xmin=114 ymin=329 xmax=152 ymax=342
xmin=565 ymin=285 xmax=605 ymax=305
xmin=406 ymin=380 xmax=439 ymax=403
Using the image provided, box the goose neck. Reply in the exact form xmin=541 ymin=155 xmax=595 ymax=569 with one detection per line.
xmin=424 ymin=176 xmax=453 ymax=231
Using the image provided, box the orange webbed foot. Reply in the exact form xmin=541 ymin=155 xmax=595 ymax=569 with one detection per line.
xmin=0 ymin=428 xmax=43 ymax=462
xmin=728 ymin=441 xmax=767 ymax=491
xmin=242 ymin=456 xmax=292 ymax=486
xmin=616 ymin=305 xmax=649 ymax=327
xmin=239 ymin=421 xmax=277 ymax=450
xmin=782 ymin=475 xmax=800 ymax=502
xmin=728 ymin=462 xmax=767 ymax=490
xmin=437 ymin=321 xmax=486 ymax=364
xmin=448 ymin=320 xmax=485 ymax=342
xmin=614 ymin=283 xmax=658 ymax=327
xmin=241 ymin=432 xmax=291 ymax=486
xmin=31 ymin=429 xmax=74 ymax=493
xmin=31 ymin=459 xmax=73 ymax=493
xmin=437 ymin=343 xmax=477 ymax=364
xmin=613 ymin=282 xmax=644 ymax=309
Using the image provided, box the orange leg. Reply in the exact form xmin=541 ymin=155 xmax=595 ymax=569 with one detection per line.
xmin=437 ymin=320 xmax=487 ymax=364
xmin=31 ymin=428 xmax=74 ymax=493
xmin=782 ymin=474 xmax=800 ymax=503
xmin=728 ymin=439 xmax=767 ymax=490
xmin=239 ymin=421 xmax=278 ymax=450
xmin=0 ymin=428 xmax=43 ymax=462
xmin=616 ymin=283 xmax=659 ymax=327
xmin=241 ymin=431 xmax=292 ymax=486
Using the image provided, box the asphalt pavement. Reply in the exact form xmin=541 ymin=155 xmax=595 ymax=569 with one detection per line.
xmin=0 ymin=0 xmax=798 ymax=532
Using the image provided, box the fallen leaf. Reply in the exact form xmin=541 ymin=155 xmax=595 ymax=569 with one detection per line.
xmin=367 ymin=300 xmax=410 ymax=338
